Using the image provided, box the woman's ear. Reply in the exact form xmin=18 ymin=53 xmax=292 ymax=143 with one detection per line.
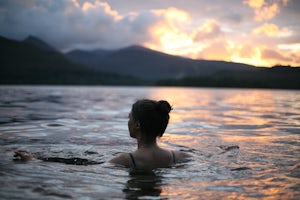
xmin=135 ymin=122 xmax=140 ymax=129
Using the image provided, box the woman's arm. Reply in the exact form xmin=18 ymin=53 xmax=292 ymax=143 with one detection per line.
xmin=13 ymin=150 xmax=36 ymax=161
xmin=174 ymin=151 xmax=192 ymax=163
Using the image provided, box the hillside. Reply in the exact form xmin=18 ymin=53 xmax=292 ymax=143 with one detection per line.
xmin=1 ymin=35 xmax=299 ymax=89
xmin=157 ymin=65 xmax=300 ymax=89
xmin=66 ymin=45 xmax=257 ymax=80
xmin=66 ymin=48 xmax=113 ymax=69
xmin=23 ymin=36 xmax=57 ymax=52
xmin=0 ymin=36 xmax=141 ymax=85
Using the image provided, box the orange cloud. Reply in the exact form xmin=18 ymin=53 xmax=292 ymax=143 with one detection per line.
xmin=145 ymin=11 xmax=227 ymax=58
xmin=228 ymin=43 xmax=299 ymax=67
xmin=152 ymin=7 xmax=191 ymax=26
xmin=229 ymin=44 xmax=266 ymax=66
xmin=254 ymin=3 xmax=279 ymax=21
xmin=244 ymin=0 xmax=265 ymax=8
xmin=262 ymin=48 xmax=291 ymax=62
xmin=244 ymin=0 xmax=288 ymax=21
xmin=278 ymin=43 xmax=300 ymax=52
xmin=143 ymin=6 xmax=299 ymax=67
xmin=193 ymin=19 xmax=223 ymax=42
xmin=145 ymin=7 xmax=195 ymax=55
xmin=252 ymin=23 xmax=290 ymax=37
xmin=81 ymin=1 xmax=122 ymax=21
xmin=261 ymin=47 xmax=300 ymax=66
xmin=198 ymin=41 xmax=231 ymax=61
xmin=278 ymin=44 xmax=300 ymax=64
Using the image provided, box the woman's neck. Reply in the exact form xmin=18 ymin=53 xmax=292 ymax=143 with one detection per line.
xmin=137 ymin=138 xmax=158 ymax=149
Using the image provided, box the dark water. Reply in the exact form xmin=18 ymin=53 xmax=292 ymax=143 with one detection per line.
xmin=0 ymin=86 xmax=299 ymax=199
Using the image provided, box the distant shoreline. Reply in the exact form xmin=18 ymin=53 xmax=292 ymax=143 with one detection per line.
xmin=0 ymin=83 xmax=299 ymax=90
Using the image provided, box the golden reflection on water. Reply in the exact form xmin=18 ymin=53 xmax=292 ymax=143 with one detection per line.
xmin=148 ymin=88 xmax=286 ymax=142
xmin=149 ymin=88 xmax=278 ymax=122
xmin=149 ymin=87 xmax=299 ymax=199
xmin=159 ymin=177 xmax=295 ymax=200
xmin=149 ymin=87 xmax=218 ymax=124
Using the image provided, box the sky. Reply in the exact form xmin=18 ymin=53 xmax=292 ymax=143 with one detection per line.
xmin=0 ymin=0 xmax=299 ymax=67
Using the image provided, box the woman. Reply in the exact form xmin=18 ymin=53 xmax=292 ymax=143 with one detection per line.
xmin=14 ymin=99 xmax=191 ymax=168
xmin=109 ymin=99 xmax=191 ymax=169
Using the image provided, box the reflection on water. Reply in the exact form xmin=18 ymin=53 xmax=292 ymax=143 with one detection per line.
xmin=124 ymin=170 xmax=163 ymax=199
xmin=0 ymin=86 xmax=299 ymax=199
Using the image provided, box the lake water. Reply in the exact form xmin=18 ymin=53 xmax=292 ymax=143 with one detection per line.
xmin=0 ymin=86 xmax=299 ymax=199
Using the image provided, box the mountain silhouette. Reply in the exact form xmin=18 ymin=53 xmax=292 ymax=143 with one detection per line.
xmin=66 ymin=45 xmax=257 ymax=80
xmin=23 ymin=35 xmax=57 ymax=52
xmin=157 ymin=65 xmax=300 ymax=89
xmin=0 ymin=35 xmax=141 ymax=85
xmin=1 ymin=35 xmax=299 ymax=89
xmin=66 ymin=48 xmax=114 ymax=68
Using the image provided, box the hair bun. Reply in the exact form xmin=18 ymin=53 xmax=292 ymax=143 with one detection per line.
xmin=157 ymin=100 xmax=172 ymax=114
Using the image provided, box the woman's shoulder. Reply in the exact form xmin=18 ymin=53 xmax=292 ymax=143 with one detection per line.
xmin=109 ymin=150 xmax=192 ymax=168
xmin=109 ymin=152 xmax=132 ymax=167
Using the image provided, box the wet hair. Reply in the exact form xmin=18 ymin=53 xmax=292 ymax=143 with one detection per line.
xmin=131 ymin=99 xmax=172 ymax=140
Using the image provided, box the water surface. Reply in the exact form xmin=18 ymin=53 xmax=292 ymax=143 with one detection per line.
xmin=0 ymin=86 xmax=299 ymax=199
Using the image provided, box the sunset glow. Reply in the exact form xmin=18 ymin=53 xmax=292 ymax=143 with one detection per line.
xmin=143 ymin=1 xmax=299 ymax=67
xmin=1 ymin=0 xmax=299 ymax=67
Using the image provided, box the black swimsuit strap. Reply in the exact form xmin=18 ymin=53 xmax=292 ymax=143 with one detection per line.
xmin=129 ymin=153 xmax=136 ymax=168
xmin=129 ymin=152 xmax=175 ymax=168
xmin=171 ymin=151 xmax=176 ymax=164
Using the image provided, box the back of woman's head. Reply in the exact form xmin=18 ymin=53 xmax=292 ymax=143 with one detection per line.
xmin=131 ymin=99 xmax=172 ymax=139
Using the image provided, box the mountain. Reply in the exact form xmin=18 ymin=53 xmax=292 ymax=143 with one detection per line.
xmin=1 ymin=35 xmax=299 ymax=89
xmin=0 ymin=36 xmax=141 ymax=85
xmin=23 ymin=35 xmax=57 ymax=52
xmin=66 ymin=44 xmax=299 ymax=89
xmin=66 ymin=48 xmax=113 ymax=68
xmin=66 ymin=45 xmax=257 ymax=80
xmin=157 ymin=65 xmax=300 ymax=89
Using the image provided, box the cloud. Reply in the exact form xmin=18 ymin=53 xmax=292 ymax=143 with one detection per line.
xmin=262 ymin=48 xmax=291 ymax=62
xmin=143 ymin=5 xmax=299 ymax=67
xmin=235 ymin=44 xmax=258 ymax=59
xmin=197 ymin=41 xmax=231 ymax=61
xmin=244 ymin=0 xmax=288 ymax=21
xmin=261 ymin=48 xmax=300 ymax=66
xmin=252 ymin=23 xmax=290 ymax=37
xmin=193 ymin=20 xmax=224 ymax=42
xmin=277 ymin=43 xmax=300 ymax=63
xmin=244 ymin=0 xmax=265 ymax=8
xmin=144 ymin=7 xmax=194 ymax=55
xmin=0 ymin=0 xmax=299 ymax=67
xmin=278 ymin=43 xmax=300 ymax=51
xmin=255 ymin=3 xmax=280 ymax=21
xmin=0 ymin=0 xmax=158 ymax=50
xmin=227 ymin=43 xmax=300 ymax=66
xmin=227 ymin=43 xmax=264 ymax=66
xmin=80 ymin=1 xmax=121 ymax=20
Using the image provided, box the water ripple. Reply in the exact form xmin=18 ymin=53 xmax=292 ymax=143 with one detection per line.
xmin=0 ymin=86 xmax=299 ymax=199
